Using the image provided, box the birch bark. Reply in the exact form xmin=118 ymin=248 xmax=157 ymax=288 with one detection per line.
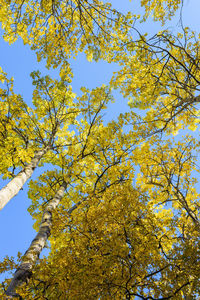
xmin=0 ymin=148 xmax=47 ymax=210
xmin=6 ymin=182 xmax=67 ymax=297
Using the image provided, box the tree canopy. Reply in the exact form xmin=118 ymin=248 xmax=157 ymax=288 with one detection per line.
xmin=0 ymin=0 xmax=200 ymax=299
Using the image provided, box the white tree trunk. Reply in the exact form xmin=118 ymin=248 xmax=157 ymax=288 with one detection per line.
xmin=6 ymin=182 xmax=67 ymax=297
xmin=0 ymin=148 xmax=47 ymax=210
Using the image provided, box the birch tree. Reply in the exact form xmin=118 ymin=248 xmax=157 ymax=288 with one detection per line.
xmin=3 ymin=87 xmax=140 ymax=297
xmin=0 ymin=70 xmax=79 ymax=209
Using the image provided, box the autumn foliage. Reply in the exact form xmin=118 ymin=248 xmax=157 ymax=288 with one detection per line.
xmin=0 ymin=0 xmax=200 ymax=299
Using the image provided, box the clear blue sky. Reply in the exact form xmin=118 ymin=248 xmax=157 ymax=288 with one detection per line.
xmin=0 ymin=0 xmax=199 ymax=284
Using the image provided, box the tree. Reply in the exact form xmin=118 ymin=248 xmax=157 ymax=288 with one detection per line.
xmin=1 ymin=0 xmax=200 ymax=299
xmin=3 ymin=83 xmax=143 ymax=297
xmin=0 ymin=70 xmax=79 ymax=209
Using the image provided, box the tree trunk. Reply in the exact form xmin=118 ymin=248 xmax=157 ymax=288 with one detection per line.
xmin=6 ymin=182 xmax=67 ymax=297
xmin=0 ymin=148 xmax=47 ymax=210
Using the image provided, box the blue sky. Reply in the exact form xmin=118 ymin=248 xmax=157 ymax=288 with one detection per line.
xmin=0 ymin=0 xmax=199 ymax=286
